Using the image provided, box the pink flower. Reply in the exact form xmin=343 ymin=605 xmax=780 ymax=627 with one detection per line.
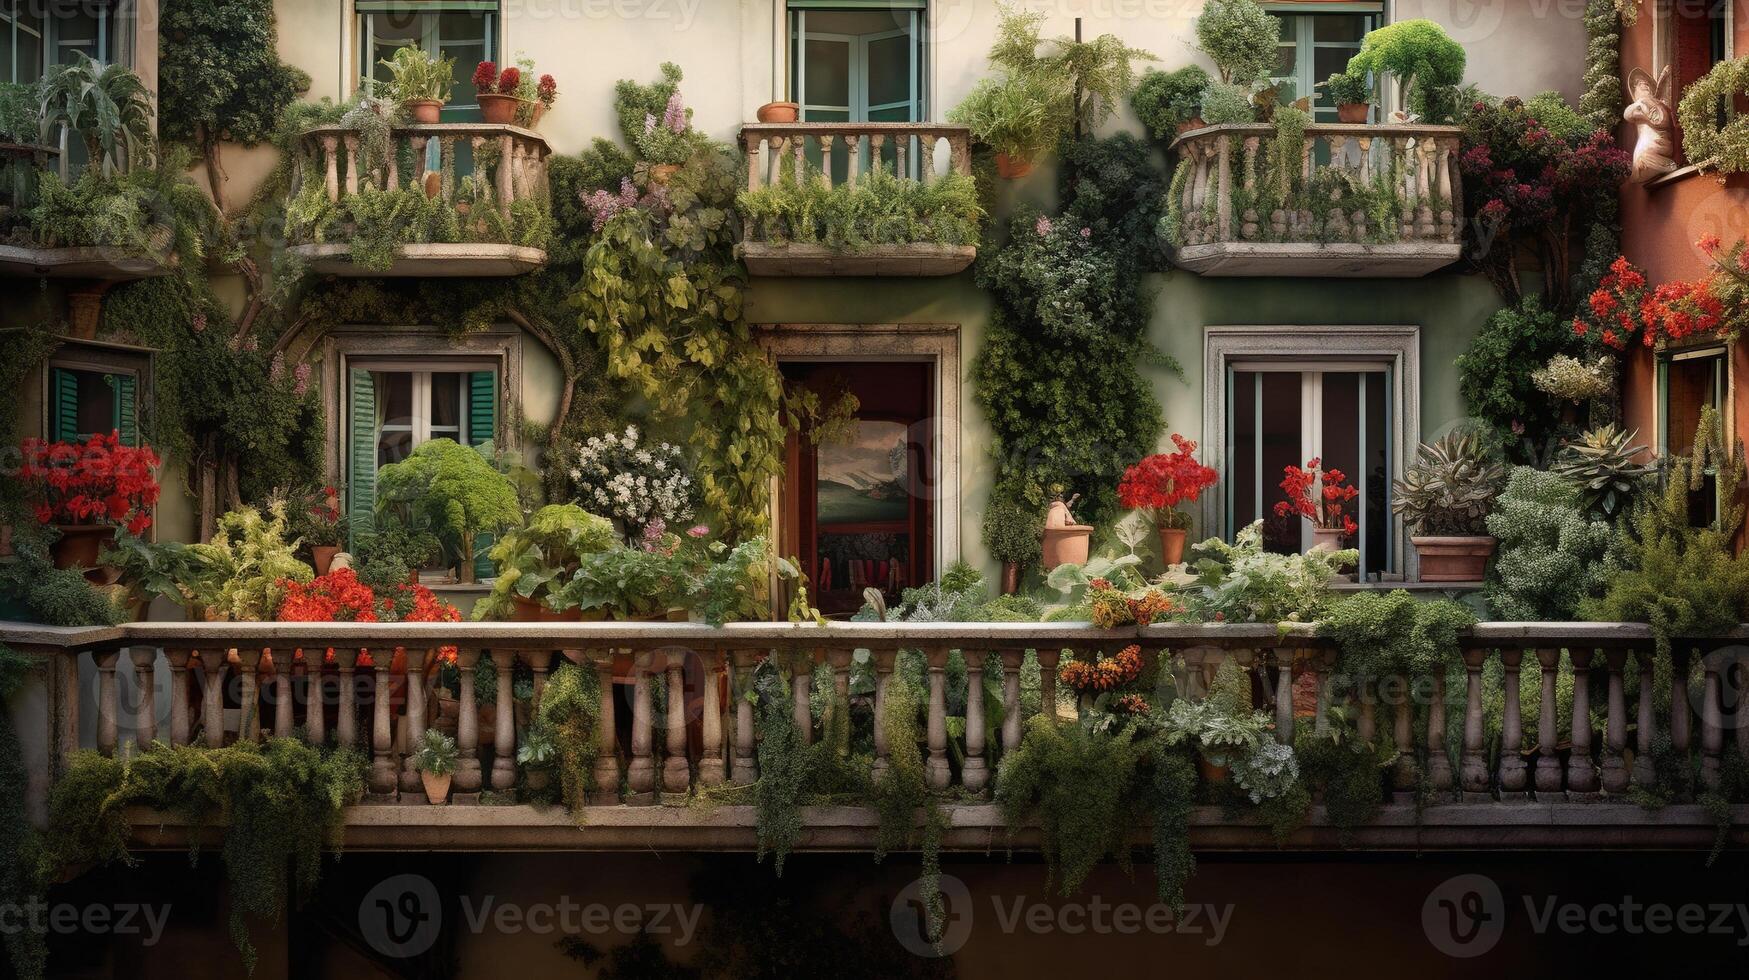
xmin=661 ymin=91 xmax=687 ymax=134
xmin=1034 ymin=216 xmax=1053 ymax=237
xmin=1080 ymin=227 xmax=1091 ymax=238
xmin=686 ymin=524 xmax=710 ymax=538
xmin=292 ymin=362 xmax=312 ymax=396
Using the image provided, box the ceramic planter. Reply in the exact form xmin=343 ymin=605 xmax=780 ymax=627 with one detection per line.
xmin=756 ymin=101 xmax=799 ymax=123
xmin=1310 ymin=527 xmax=1348 ymax=553
xmin=421 ymin=770 xmax=452 ymax=804
xmin=995 ymin=151 xmax=1034 ymax=179
xmin=1412 ymin=535 xmax=1497 ymax=582
xmin=310 ymin=545 xmax=340 ymax=576
xmin=1158 ymin=527 xmax=1187 ymax=566
xmin=511 ymin=595 xmax=582 ymax=622
xmin=524 ymin=768 xmax=551 ymax=791
xmin=1337 ymin=102 xmax=1370 ymax=124
xmin=477 ymin=93 xmax=519 ymax=124
xmin=1198 ymin=756 xmax=1230 ymax=786
xmin=406 ymin=99 xmax=444 ymax=124
xmin=1041 ymin=527 xmax=1091 ymax=569
xmin=50 ymin=524 xmax=117 ymax=582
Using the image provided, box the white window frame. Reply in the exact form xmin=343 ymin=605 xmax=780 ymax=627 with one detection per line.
xmin=792 ymin=10 xmax=922 ymax=123
xmin=352 ymin=360 xmax=494 ymax=463
xmin=356 ymin=3 xmax=497 ymax=112
xmin=1267 ymin=5 xmax=1379 ymax=122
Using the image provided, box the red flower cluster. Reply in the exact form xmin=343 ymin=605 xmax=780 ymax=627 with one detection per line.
xmin=1274 ymin=457 xmax=1359 ymax=537
xmin=20 ymin=432 xmax=160 ymax=534
xmin=279 ymin=569 xmax=462 ymax=667
xmin=472 ymin=61 xmax=498 ymax=91
xmin=1058 ymin=644 xmax=1144 ymax=693
xmin=1571 ymin=255 xmax=1648 ymax=350
xmin=1117 ymin=434 xmax=1218 ymax=523
xmin=497 ymin=66 xmax=521 ymax=94
xmin=536 ymin=74 xmax=558 ymax=106
xmin=1126 ymin=590 xmax=1181 ymax=626
xmin=1573 ymin=241 xmax=1749 ymax=348
xmin=1110 ymin=693 xmax=1151 ymax=715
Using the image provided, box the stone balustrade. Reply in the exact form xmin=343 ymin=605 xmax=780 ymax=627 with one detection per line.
xmin=1167 ymin=122 xmax=1465 ymax=277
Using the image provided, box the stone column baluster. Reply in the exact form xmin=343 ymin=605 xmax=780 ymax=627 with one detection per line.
xmin=302 ymin=653 xmax=326 ymax=746
xmin=164 ymin=650 xmax=191 ymax=747
xmin=1671 ymin=647 xmax=1693 ymax=755
xmin=1567 ymin=648 xmax=1598 ymax=795
xmin=385 ymin=138 xmax=399 ymax=192
xmin=827 ymin=647 xmax=853 ymax=757
xmin=627 ymin=650 xmax=656 ymax=802
xmin=490 ymin=649 xmax=516 ymax=792
xmin=745 ymin=135 xmax=760 ymax=191
xmin=730 ymin=650 xmax=758 ymax=785
xmin=236 ymin=649 xmax=263 ymax=742
xmin=1633 ymin=651 xmax=1655 ymax=788
xmin=342 ymin=134 xmax=360 ymax=196
xmin=496 ymin=133 xmax=514 ymax=218
xmin=272 ymin=650 xmax=294 ymax=739
xmin=410 ymin=135 xmax=428 ymax=190
xmin=925 ymin=646 xmax=950 ymax=790
xmin=895 ymin=137 xmax=907 ymax=178
xmin=369 ymin=656 xmax=395 ymax=796
xmin=1459 ymin=648 xmax=1488 ymax=796
xmin=1356 ymin=681 xmax=1376 ymax=745
xmin=818 ymin=135 xmax=833 ymax=188
xmin=1273 ymin=648 xmax=1295 ymax=744
xmin=94 ymin=650 xmax=119 ymax=756
xmin=525 ymin=650 xmax=550 ymax=714
xmin=399 ymin=648 xmax=429 ymax=794
xmin=871 ymin=648 xmax=896 ymax=785
xmin=1392 ymin=683 xmax=1416 ymax=793
xmin=320 ymin=135 xmax=340 ymax=202
xmin=589 ymin=650 xmax=620 ymax=801
xmin=1427 ymin=670 xmax=1453 ymax=792
xmin=200 ymin=651 xmax=225 ymax=748
xmin=132 ymin=647 xmax=157 ymax=749
xmin=1701 ymin=648 xmax=1725 ymax=789
xmin=1215 ymin=133 xmax=1233 ymax=241
xmin=1533 ymin=647 xmax=1562 ymax=795
xmin=334 ymin=649 xmax=359 ymax=749
xmin=662 ymin=649 xmax=690 ymax=799
xmin=440 ymin=137 xmax=456 ymax=202
xmin=1498 ymin=648 xmax=1527 ymax=798
xmin=1036 ymin=648 xmax=1059 ymax=722
xmin=1000 ymin=649 xmax=1023 ymax=759
xmin=791 ymin=652 xmax=814 ymax=746
xmin=962 ymin=650 xmax=989 ymax=794
xmin=454 ymin=649 xmax=483 ymax=795
xmin=699 ymin=649 xmax=727 ymax=789
xmin=1601 ymin=649 xmax=1630 ymax=795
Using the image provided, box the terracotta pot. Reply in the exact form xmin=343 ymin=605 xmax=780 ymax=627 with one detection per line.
xmin=421 ymin=770 xmax=452 ymax=804
xmin=1000 ymin=561 xmax=1021 ymax=596
xmin=528 ymin=100 xmax=546 ymax=127
xmin=1175 ymin=117 xmax=1207 ymax=135
xmin=477 ymin=93 xmax=519 ymax=124
xmin=1040 ymin=526 xmax=1093 ymax=570
xmin=310 ymin=545 xmax=340 ymax=576
xmin=1310 ymin=527 xmax=1348 ymax=553
xmin=1198 ymin=756 xmax=1230 ymax=786
xmin=1337 ymin=102 xmax=1370 ymax=124
xmin=406 ymin=99 xmax=444 ymax=124
xmin=995 ymin=151 xmax=1034 ymax=179
xmin=423 ymin=171 xmax=442 ymax=199
xmin=649 ymin=163 xmax=681 ymax=184
xmin=756 ymin=101 xmax=799 ymax=123
xmin=50 ymin=524 xmax=117 ymax=582
xmin=1412 ymin=535 xmax=1497 ymax=583
xmin=1158 ymin=527 xmax=1188 ymax=566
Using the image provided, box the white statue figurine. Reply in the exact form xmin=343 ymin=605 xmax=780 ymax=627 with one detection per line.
xmin=1625 ymin=66 xmax=1676 ymax=184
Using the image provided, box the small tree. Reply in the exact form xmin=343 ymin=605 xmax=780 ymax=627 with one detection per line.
xmin=1194 ymin=0 xmax=1280 ymax=86
xmin=374 ymin=439 xmax=522 ymax=584
xmin=1344 ymin=19 xmax=1466 ymax=119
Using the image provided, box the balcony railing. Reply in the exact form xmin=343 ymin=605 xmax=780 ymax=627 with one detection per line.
xmin=285 ymin=122 xmax=551 ymax=276
xmin=0 ymin=141 xmax=173 ymax=280
xmin=1167 ymin=123 xmax=1464 ymax=277
xmin=4 ymin=619 xmax=1746 ymax=850
xmin=737 ymin=122 xmax=976 ymax=277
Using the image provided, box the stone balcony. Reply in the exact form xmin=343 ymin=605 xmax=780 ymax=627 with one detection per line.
xmin=285 ymin=122 xmax=551 ymax=276
xmin=4 ymin=618 xmax=1746 ymax=854
xmin=0 ymin=142 xmax=175 ymax=281
xmin=1166 ymin=123 xmax=1465 ymax=277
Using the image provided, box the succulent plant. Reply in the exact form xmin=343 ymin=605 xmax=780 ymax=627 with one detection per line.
xmin=1391 ymin=430 xmax=1508 ymax=536
xmin=1552 ymin=424 xmax=1655 ymax=520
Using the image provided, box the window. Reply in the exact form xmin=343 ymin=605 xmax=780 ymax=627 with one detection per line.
xmin=1658 ymin=346 xmax=1727 ymax=527
xmin=5 ymin=2 xmax=122 ymax=172
xmin=1227 ymin=363 xmax=1392 ymax=577
xmin=48 ymin=365 xmax=138 ymax=446
xmin=357 ymin=2 xmax=497 ymax=123
xmin=1268 ymin=5 xmax=1379 ymax=123
xmin=788 ymin=2 xmax=924 ymax=178
xmin=347 ymin=362 xmax=498 ymax=569
xmin=1665 ymin=0 xmax=1733 ymax=162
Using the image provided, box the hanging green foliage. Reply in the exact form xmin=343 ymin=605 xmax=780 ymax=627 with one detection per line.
xmin=537 ymin=661 xmax=601 ymax=815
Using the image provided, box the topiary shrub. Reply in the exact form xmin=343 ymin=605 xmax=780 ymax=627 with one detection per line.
xmin=1194 ymin=0 xmax=1280 ymax=85
xmin=1345 ymin=19 xmax=1466 ymax=120
xmin=1456 ymin=296 xmax=1584 ymax=460
xmin=1131 ymin=65 xmax=1212 ymax=138
xmin=1485 ymin=466 xmax=1624 ymax=621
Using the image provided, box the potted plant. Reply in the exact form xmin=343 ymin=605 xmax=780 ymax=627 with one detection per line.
xmin=949 ymin=69 xmax=1066 ymax=179
xmin=633 ymin=88 xmax=697 ymax=183
xmin=516 ymin=722 xmax=557 ymax=791
xmin=1194 ymin=0 xmax=1281 ymax=87
xmin=756 ymin=99 xmax=798 ymax=123
xmin=1322 ymin=70 xmax=1371 ymax=124
xmin=1117 ymin=434 xmax=1218 ymax=568
xmin=473 ymin=61 xmax=519 ymax=124
xmin=567 ymin=426 xmax=697 ymax=543
xmin=1392 ymin=430 xmax=1507 ymax=582
xmin=1275 ymin=458 xmax=1359 ymax=555
xmin=289 ymin=485 xmax=348 ymax=575
xmin=983 ymin=498 xmax=1043 ymax=595
xmin=373 ymin=439 xmax=522 ymax=586
xmin=556 ymin=544 xmax=690 ymax=621
xmin=1040 ymin=494 xmax=1094 ymax=570
xmin=475 ymin=504 xmax=619 ymax=621
xmin=1131 ymin=64 xmax=1212 ymax=138
xmin=100 ymin=533 xmax=204 ymax=621
xmin=20 ymin=432 xmax=160 ymax=580
xmin=412 ymin=728 xmax=457 ymax=803
xmin=1162 ymin=659 xmax=1298 ymax=803
xmin=1343 ymin=20 xmax=1465 ymax=121
xmin=187 ymin=502 xmax=312 ymax=621
xmin=381 ymin=44 xmax=454 ymax=123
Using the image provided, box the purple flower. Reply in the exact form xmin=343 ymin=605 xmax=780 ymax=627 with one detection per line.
xmin=269 ymin=351 xmax=285 ymax=381
xmin=292 ymin=362 xmax=312 ymax=397
xmin=191 ymin=312 xmax=207 ymax=333
xmin=661 ymin=91 xmax=687 ymax=134
xmin=643 ymin=112 xmax=657 ymax=135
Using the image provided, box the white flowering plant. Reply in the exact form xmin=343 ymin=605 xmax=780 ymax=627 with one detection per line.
xmin=567 ymin=425 xmax=697 ymax=539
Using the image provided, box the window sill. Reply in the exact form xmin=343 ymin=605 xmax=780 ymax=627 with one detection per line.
xmin=1645 ymin=164 xmax=1703 ymax=190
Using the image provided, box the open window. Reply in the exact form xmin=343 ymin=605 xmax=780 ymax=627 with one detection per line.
xmin=788 ymin=1 xmax=924 ymax=179
xmin=1662 ymin=0 xmax=1733 ymax=165
xmin=43 ymin=338 xmax=150 ymax=448
xmin=1226 ymin=362 xmax=1393 ymax=578
xmin=1658 ymin=345 xmax=1728 ymax=527
xmin=4 ymin=0 xmax=126 ymax=172
xmin=357 ymin=1 xmax=497 ymax=123
xmin=1267 ymin=3 xmax=1379 ymax=123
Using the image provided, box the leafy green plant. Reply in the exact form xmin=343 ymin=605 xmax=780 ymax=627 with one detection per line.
xmin=1131 ymin=65 xmax=1212 ymax=138
xmin=1345 ymin=19 xmax=1466 ymax=121
xmin=558 ymin=547 xmax=688 ymax=619
xmin=516 ymin=722 xmax=558 ymax=770
xmin=1391 ymin=429 xmax=1508 ymax=536
xmin=1579 ymin=0 xmax=1626 ymax=130
xmin=187 ymin=501 xmax=312 ymax=620
xmin=1318 ymin=589 xmax=1474 ymax=677
xmin=1532 ymin=353 xmax=1615 ymax=403
xmin=1485 ymin=465 xmax=1624 ymax=621
xmin=380 ymin=43 xmax=455 ymax=104
xmin=982 ymin=497 xmax=1044 ymax=571
xmin=36 ymin=54 xmax=154 ymax=175
xmin=1322 ymin=71 xmax=1371 ymax=106
xmin=1195 ymin=0 xmax=1281 ymax=85
xmin=1162 ymin=659 xmax=1294 ymax=805
xmin=1197 ymin=80 xmax=1256 ymax=124
xmin=996 ymin=715 xmax=1147 ymax=895
xmin=536 ymin=662 xmax=599 ymax=813
xmin=1456 ymin=296 xmax=1582 ymax=459
xmin=1180 ymin=521 xmax=1353 ymax=624
xmin=412 ymin=728 xmax=458 ymax=775
xmin=100 ymin=533 xmax=213 ymax=612
xmin=948 ymin=68 xmax=1065 ymax=161
xmin=474 ymin=504 xmax=618 ymax=619
xmin=1678 ymin=56 xmax=1749 ymax=175
xmin=737 ymin=165 xmax=982 ymax=249
xmin=374 ymin=439 xmax=523 ymax=585
xmin=689 ymin=537 xmax=795 ymax=626
xmin=1551 ymin=424 xmax=1655 ymax=520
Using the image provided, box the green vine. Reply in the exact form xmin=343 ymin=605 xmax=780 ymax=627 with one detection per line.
xmin=537 ymin=661 xmax=601 ymax=816
xmin=1678 ymin=57 xmax=1749 ymax=176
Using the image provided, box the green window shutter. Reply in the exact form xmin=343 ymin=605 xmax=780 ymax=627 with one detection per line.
xmin=348 ymin=368 xmax=378 ymax=550
xmin=115 ymin=375 xmax=137 ymax=447
xmin=467 ymin=370 xmax=497 ymax=578
xmin=51 ymin=369 xmax=80 ymax=442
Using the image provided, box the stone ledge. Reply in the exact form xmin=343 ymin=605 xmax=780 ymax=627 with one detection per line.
xmin=0 ymin=245 xmax=172 ymax=279
xmin=739 ymin=243 xmax=975 ymax=277
xmin=1171 ymin=241 xmax=1462 ymax=277
xmin=119 ymin=802 xmax=1749 ymax=853
xmin=288 ymin=243 xmax=547 ymax=277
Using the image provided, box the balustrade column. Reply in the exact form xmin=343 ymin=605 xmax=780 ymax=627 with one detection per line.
xmin=662 ymin=649 xmax=690 ymax=798
xmin=272 ymin=650 xmax=294 ymax=739
xmin=1427 ymin=670 xmax=1453 ymax=792
xmin=730 ymin=650 xmax=759 ymax=785
xmin=236 ymin=649 xmax=263 ymax=742
xmin=399 ymin=648 xmax=429 ymax=794
xmin=490 ymin=649 xmax=516 ymax=792
xmin=334 ymin=649 xmax=359 ymax=749
xmin=1533 ymin=648 xmax=1563 ymax=794
xmin=320 ymin=136 xmax=340 ymax=202
xmin=525 ymin=650 xmax=550 ymax=714
xmin=1498 ymin=649 xmax=1527 ymax=797
xmin=94 ymin=650 xmax=119 ymax=756
xmin=1701 ymin=649 xmax=1725 ymax=789
xmin=496 ymin=134 xmax=515 ymax=217
xmin=962 ymin=650 xmax=989 ymax=793
xmin=1391 ymin=681 xmax=1416 ymax=794
xmin=627 ymin=650 xmax=656 ymax=802
xmin=1272 ymin=649 xmax=1295 ymax=744
xmin=164 ymin=650 xmax=191 ymax=747
xmin=791 ymin=652 xmax=814 ymax=746
xmin=201 ymin=652 xmax=225 ymax=749
xmin=370 ymin=658 xmax=396 ymax=796
xmin=455 ymin=649 xmax=483 ymax=795
xmin=871 ymin=649 xmax=896 ymax=784
xmin=1036 ymin=649 xmax=1059 ymax=723
xmin=1460 ymin=649 xmax=1488 ymax=796
xmin=1000 ymin=650 xmax=1023 ymax=757
xmin=1567 ymin=648 xmax=1598 ymax=795
xmin=925 ymin=646 xmax=950 ymax=790
xmin=1634 ymin=652 xmax=1656 ymax=789
xmin=342 ymin=134 xmax=359 ymax=196
xmin=699 ymin=649 xmax=727 ymax=789
xmin=1601 ymin=650 xmax=1630 ymax=795
xmin=590 ymin=650 xmax=621 ymax=801
xmin=827 ymin=648 xmax=853 ymax=757
xmin=1671 ymin=648 xmax=1693 ymax=755
xmin=302 ymin=655 xmax=326 ymax=746
xmin=132 ymin=647 xmax=157 ymax=749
